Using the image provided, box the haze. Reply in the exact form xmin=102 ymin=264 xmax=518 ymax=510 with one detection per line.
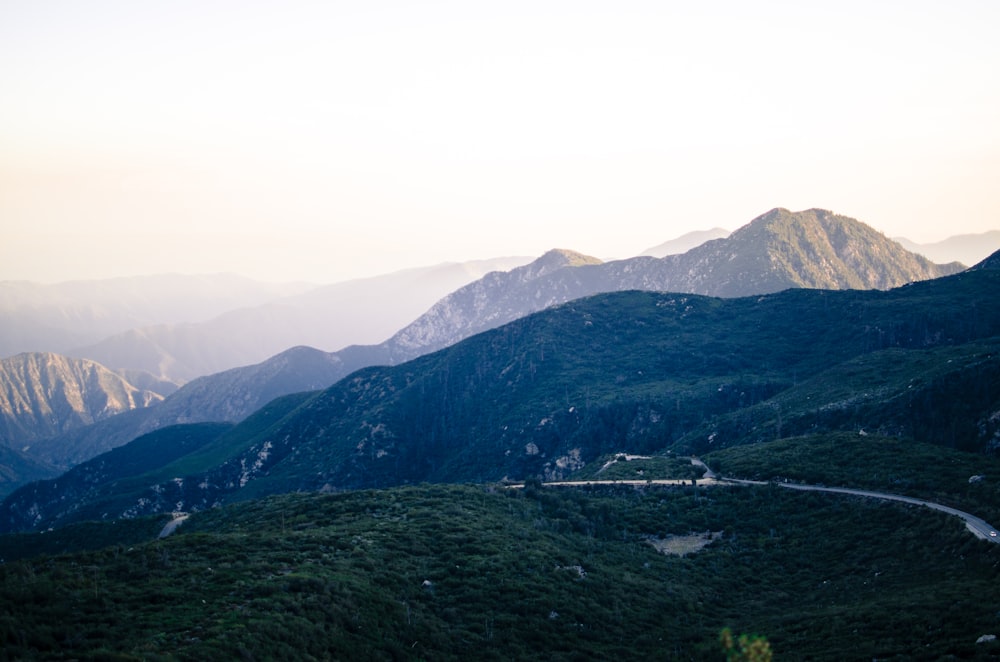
xmin=2 ymin=1 xmax=998 ymax=283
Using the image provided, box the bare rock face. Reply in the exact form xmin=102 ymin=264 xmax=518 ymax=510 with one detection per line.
xmin=0 ymin=352 xmax=164 ymax=448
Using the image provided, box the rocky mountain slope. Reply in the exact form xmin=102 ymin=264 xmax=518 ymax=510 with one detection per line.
xmin=0 ymin=353 xmax=165 ymax=454
xmin=24 ymin=208 xmax=964 ymax=470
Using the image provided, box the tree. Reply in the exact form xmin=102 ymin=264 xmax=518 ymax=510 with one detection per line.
xmin=720 ymin=627 xmax=773 ymax=662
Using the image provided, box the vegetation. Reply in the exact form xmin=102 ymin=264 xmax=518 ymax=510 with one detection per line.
xmin=567 ymin=452 xmax=703 ymax=481
xmin=720 ymin=628 xmax=773 ymax=662
xmin=2 ymin=483 xmax=1000 ymax=660
xmin=706 ymin=433 xmax=1000 ymax=525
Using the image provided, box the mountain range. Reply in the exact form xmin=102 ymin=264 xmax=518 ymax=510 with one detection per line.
xmin=62 ymin=257 xmax=532 ymax=383
xmin=2 ymin=208 xmax=999 ymax=661
xmin=0 ymin=273 xmax=314 ymax=360
xmin=1 ymin=208 xmax=966 ymax=475
xmin=2 ymin=243 xmax=996 ymax=533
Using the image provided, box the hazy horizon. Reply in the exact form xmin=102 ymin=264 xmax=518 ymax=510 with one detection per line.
xmin=3 ymin=1 xmax=998 ymax=284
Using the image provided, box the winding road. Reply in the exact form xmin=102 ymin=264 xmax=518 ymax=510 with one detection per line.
xmin=541 ymin=457 xmax=1000 ymax=544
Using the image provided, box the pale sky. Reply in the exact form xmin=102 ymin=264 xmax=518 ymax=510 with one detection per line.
xmin=2 ymin=0 xmax=998 ymax=283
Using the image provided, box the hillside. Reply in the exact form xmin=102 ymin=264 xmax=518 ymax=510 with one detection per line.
xmin=5 ymin=263 xmax=997 ymax=532
xmin=0 ymin=353 xmax=164 ymax=453
xmin=2 ymin=483 xmax=999 ymax=660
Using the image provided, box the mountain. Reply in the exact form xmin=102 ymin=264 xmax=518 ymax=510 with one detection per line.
xmin=0 ymin=353 xmax=165 ymax=454
xmin=665 ymin=207 xmax=962 ymax=294
xmin=895 ymin=230 xmax=1000 ymax=266
xmin=6 ymin=261 xmax=997 ymax=532
xmin=66 ymin=257 xmax=532 ymax=383
xmin=639 ymin=227 xmax=731 ymax=257
xmin=0 ymin=273 xmax=315 ymax=360
xmin=24 ymin=208 xmax=963 ymax=470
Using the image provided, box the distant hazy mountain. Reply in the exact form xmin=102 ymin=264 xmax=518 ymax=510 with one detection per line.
xmin=895 ymin=231 xmax=1000 ymax=267
xmin=0 ymin=273 xmax=315 ymax=359
xmin=0 ymin=353 xmax=165 ymax=454
xmin=26 ymin=208 xmax=963 ymax=470
xmin=639 ymin=227 xmax=731 ymax=257
xmin=66 ymin=257 xmax=532 ymax=383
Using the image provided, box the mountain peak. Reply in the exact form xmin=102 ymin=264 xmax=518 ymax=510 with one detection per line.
xmin=525 ymin=249 xmax=603 ymax=278
xmin=709 ymin=207 xmax=959 ymax=292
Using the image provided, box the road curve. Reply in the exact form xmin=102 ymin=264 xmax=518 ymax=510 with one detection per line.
xmin=771 ymin=482 xmax=1000 ymax=542
xmin=535 ymin=457 xmax=1000 ymax=544
xmin=158 ymin=512 xmax=190 ymax=539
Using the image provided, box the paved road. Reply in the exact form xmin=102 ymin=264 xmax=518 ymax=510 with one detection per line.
xmin=539 ymin=457 xmax=1000 ymax=544
xmin=158 ymin=512 xmax=190 ymax=539
xmin=772 ymin=482 xmax=1000 ymax=542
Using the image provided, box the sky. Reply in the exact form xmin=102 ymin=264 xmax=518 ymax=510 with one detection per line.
xmin=2 ymin=0 xmax=998 ymax=284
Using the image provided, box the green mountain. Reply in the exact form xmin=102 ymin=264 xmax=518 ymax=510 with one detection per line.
xmin=4 ymin=257 xmax=996 ymax=533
